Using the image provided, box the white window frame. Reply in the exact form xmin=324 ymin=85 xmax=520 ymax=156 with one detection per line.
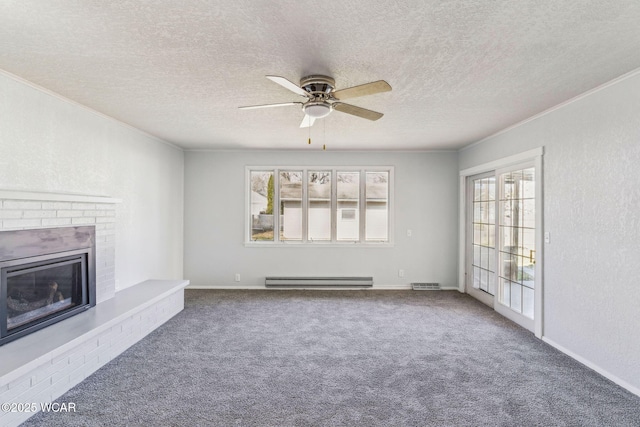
xmin=245 ymin=166 xmax=394 ymax=247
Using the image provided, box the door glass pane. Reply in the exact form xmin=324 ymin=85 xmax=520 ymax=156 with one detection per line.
xmin=480 ymin=269 xmax=489 ymax=292
xmin=488 ymin=272 xmax=496 ymax=295
xmin=474 ymin=224 xmax=481 ymax=245
xmin=469 ymin=175 xmax=496 ymax=296
xmin=365 ymin=172 xmax=388 ymax=241
xmin=523 ymin=199 xmax=535 ymax=229
xmin=308 ymin=171 xmax=331 ymax=241
xmin=488 ymin=247 xmax=496 ymax=273
xmin=498 ymin=167 xmax=535 ymax=319
xmin=500 ymin=277 xmax=510 ymax=305
xmin=488 ymin=224 xmax=496 ymax=247
xmin=510 ymin=282 xmax=522 ymax=313
xmin=473 ymin=245 xmax=481 ymax=267
xmin=279 ymin=171 xmax=302 ymax=241
xmin=337 ymin=172 xmax=360 ymax=241
xmin=480 ymin=245 xmax=489 ymax=270
xmin=523 ymin=287 xmax=535 ymax=318
xmin=522 ymin=169 xmax=535 ymax=198
xmin=250 ymin=171 xmax=274 ymax=241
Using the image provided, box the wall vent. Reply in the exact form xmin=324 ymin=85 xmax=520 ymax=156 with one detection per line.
xmin=412 ymin=282 xmax=440 ymax=291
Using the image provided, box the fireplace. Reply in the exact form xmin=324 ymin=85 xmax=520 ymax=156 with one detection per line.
xmin=0 ymin=226 xmax=96 ymax=346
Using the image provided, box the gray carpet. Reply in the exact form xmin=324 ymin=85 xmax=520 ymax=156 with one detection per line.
xmin=21 ymin=290 xmax=640 ymax=426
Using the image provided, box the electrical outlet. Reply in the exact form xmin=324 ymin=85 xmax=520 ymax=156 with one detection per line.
xmin=234 ymin=273 xmax=241 ymax=282
xmin=544 ymin=232 xmax=550 ymax=244
xmin=398 ymin=269 xmax=405 ymax=278
xmin=407 ymin=229 xmax=412 ymax=237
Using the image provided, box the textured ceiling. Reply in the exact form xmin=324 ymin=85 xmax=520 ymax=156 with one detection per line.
xmin=2 ymin=1 xmax=640 ymax=151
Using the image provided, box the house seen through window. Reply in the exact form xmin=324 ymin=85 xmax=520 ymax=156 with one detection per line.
xmin=248 ymin=167 xmax=392 ymax=244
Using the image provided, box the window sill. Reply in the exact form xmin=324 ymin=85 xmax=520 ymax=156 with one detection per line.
xmin=244 ymin=241 xmax=394 ymax=248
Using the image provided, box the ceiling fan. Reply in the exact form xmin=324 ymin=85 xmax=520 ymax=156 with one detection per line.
xmin=239 ymin=75 xmax=391 ymax=128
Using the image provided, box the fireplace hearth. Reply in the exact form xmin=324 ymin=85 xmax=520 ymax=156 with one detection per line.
xmin=0 ymin=226 xmax=96 ymax=346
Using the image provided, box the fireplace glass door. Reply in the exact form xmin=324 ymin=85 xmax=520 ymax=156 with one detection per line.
xmin=3 ymin=254 xmax=87 ymax=335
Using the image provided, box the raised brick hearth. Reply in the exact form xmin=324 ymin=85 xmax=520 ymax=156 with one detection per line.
xmin=0 ymin=190 xmax=188 ymax=427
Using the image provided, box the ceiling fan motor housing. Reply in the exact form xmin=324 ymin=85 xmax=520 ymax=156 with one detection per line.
xmin=300 ymin=75 xmax=335 ymax=95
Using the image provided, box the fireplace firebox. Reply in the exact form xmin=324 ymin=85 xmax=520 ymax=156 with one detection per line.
xmin=0 ymin=226 xmax=96 ymax=346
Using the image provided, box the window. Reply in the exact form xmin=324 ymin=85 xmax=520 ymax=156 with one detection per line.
xmin=337 ymin=171 xmax=360 ymax=241
xmin=279 ymin=171 xmax=302 ymax=241
xmin=247 ymin=167 xmax=393 ymax=245
xmin=249 ymin=170 xmax=274 ymax=241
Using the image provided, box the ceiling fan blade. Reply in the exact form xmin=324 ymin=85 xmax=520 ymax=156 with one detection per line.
xmin=266 ymin=75 xmax=310 ymax=97
xmin=239 ymin=102 xmax=302 ymax=110
xmin=332 ymin=80 xmax=392 ymax=100
xmin=333 ymin=103 xmax=384 ymax=121
xmin=299 ymin=114 xmax=316 ymax=128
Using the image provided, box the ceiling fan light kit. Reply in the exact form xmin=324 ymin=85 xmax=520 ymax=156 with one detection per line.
xmin=304 ymin=102 xmax=332 ymax=118
xmin=239 ymin=74 xmax=391 ymax=128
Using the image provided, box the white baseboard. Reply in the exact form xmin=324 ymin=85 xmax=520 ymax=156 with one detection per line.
xmin=186 ymin=284 xmax=459 ymax=291
xmin=542 ymin=337 xmax=640 ymax=398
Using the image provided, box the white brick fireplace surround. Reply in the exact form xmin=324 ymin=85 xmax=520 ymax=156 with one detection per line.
xmin=0 ymin=190 xmax=188 ymax=427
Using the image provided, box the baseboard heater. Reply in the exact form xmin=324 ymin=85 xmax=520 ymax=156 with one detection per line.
xmin=265 ymin=276 xmax=373 ymax=288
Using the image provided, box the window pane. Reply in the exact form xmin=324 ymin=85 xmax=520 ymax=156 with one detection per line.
xmin=250 ymin=171 xmax=274 ymax=241
xmin=365 ymin=171 xmax=389 ymax=241
xmin=337 ymin=172 xmax=360 ymax=241
xmin=279 ymin=171 xmax=302 ymax=241
xmin=308 ymin=171 xmax=331 ymax=241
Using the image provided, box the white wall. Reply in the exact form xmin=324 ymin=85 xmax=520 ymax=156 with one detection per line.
xmin=459 ymin=70 xmax=640 ymax=393
xmin=184 ymin=150 xmax=458 ymax=289
xmin=0 ymin=71 xmax=184 ymax=290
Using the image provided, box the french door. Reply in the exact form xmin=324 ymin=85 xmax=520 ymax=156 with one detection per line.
xmin=466 ymin=161 xmax=539 ymax=333
xmin=466 ymin=172 xmax=496 ymax=307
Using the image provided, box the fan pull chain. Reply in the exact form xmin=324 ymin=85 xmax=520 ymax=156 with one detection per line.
xmin=323 ymin=116 xmax=327 ymax=151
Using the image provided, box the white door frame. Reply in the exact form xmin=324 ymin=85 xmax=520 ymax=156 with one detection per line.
xmin=458 ymin=147 xmax=544 ymax=338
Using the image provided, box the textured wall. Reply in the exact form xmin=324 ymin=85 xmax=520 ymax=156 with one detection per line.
xmin=184 ymin=150 xmax=459 ymax=289
xmin=0 ymin=72 xmax=185 ymax=289
xmin=459 ymin=71 xmax=640 ymax=392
